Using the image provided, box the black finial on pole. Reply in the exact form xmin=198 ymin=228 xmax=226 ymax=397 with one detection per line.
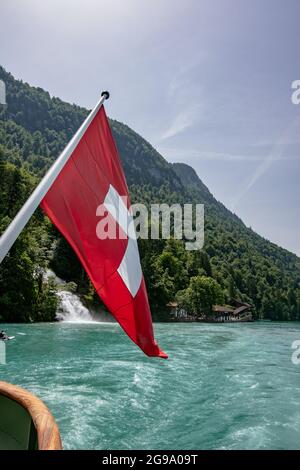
xmin=101 ymin=91 xmax=110 ymax=100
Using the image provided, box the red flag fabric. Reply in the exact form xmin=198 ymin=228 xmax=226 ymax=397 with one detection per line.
xmin=40 ymin=106 xmax=167 ymax=358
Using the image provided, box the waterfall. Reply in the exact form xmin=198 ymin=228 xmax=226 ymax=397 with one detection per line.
xmin=56 ymin=290 xmax=96 ymax=323
xmin=44 ymin=269 xmax=113 ymax=323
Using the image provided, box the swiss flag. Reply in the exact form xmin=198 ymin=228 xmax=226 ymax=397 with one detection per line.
xmin=40 ymin=106 xmax=167 ymax=358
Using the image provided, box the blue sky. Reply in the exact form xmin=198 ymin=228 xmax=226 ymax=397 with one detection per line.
xmin=1 ymin=0 xmax=300 ymax=254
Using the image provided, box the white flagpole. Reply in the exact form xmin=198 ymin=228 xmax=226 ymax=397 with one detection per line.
xmin=0 ymin=91 xmax=110 ymax=263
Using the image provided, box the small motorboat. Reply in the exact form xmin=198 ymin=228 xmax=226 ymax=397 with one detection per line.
xmin=0 ymin=336 xmax=15 ymax=341
xmin=0 ymin=381 xmax=62 ymax=450
xmin=0 ymin=330 xmax=15 ymax=341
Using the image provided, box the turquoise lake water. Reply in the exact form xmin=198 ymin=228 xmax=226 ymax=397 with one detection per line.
xmin=0 ymin=321 xmax=300 ymax=449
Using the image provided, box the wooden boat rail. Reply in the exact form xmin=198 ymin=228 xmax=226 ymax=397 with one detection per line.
xmin=0 ymin=381 xmax=62 ymax=450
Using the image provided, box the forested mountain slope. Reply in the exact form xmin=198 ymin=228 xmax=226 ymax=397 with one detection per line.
xmin=0 ymin=65 xmax=299 ymax=322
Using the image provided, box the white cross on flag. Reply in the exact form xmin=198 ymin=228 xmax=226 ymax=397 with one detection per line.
xmin=40 ymin=105 xmax=167 ymax=358
xmin=103 ymin=184 xmax=142 ymax=297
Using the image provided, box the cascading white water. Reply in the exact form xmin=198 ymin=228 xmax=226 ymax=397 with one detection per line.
xmin=56 ymin=290 xmax=96 ymax=323
xmin=44 ymin=268 xmax=115 ymax=323
xmin=44 ymin=269 xmax=102 ymax=323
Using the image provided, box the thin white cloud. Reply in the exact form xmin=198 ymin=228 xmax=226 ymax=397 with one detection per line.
xmin=194 ymin=151 xmax=279 ymax=162
xmin=161 ymin=57 xmax=206 ymax=141
xmin=230 ymin=154 xmax=277 ymax=211
xmin=167 ymin=56 xmax=206 ymax=98
xmin=252 ymin=136 xmax=300 ymax=147
xmin=161 ymin=105 xmax=200 ymax=140
xmin=231 ymin=116 xmax=300 ymax=210
xmin=156 ymin=147 xmax=282 ymax=163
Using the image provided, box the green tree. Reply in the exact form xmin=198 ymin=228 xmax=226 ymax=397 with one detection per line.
xmin=176 ymin=275 xmax=224 ymax=317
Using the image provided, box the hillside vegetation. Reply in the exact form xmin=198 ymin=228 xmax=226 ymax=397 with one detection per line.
xmin=1 ymin=65 xmax=300 ymax=322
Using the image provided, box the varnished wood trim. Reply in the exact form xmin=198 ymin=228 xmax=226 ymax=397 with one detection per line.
xmin=0 ymin=381 xmax=62 ymax=450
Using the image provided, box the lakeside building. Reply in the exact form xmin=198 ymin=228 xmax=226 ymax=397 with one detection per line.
xmin=212 ymin=302 xmax=253 ymax=322
xmin=166 ymin=300 xmax=253 ymax=322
